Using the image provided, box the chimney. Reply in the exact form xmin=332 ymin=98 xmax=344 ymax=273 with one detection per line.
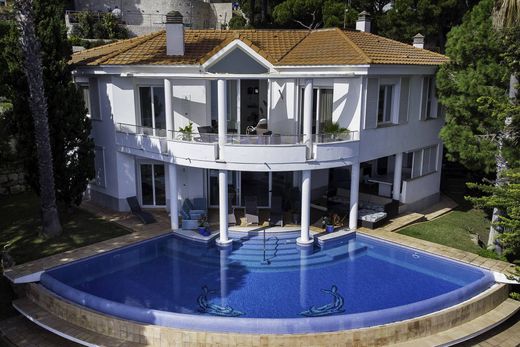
xmin=413 ymin=33 xmax=424 ymax=49
xmin=166 ymin=11 xmax=184 ymax=56
xmin=356 ymin=11 xmax=371 ymax=33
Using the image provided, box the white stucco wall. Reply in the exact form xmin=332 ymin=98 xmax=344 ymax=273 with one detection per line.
xmin=269 ymin=79 xmax=298 ymax=136
xmin=359 ymin=75 xmax=443 ymax=163
xmin=172 ymin=79 xmax=211 ymax=132
xmin=332 ymin=77 xmax=362 ymax=132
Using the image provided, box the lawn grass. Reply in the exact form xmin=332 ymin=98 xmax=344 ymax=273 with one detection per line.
xmin=0 ymin=192 xmax=130 ymax=265
xmin=398 ymin=208 xmax=490 ymax=255
xmin=0 ymin=192 xmax=130 ymax=321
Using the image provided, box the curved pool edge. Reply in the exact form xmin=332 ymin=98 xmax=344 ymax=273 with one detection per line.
xmin=24 ymin=282 xmax=511 ymax=346
xmin=40 ymin=269 xmax=495 ymax=334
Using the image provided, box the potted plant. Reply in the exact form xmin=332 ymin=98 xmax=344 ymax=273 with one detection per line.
xmin=178 ymin=122 xmax=194 ymax=141
xmin=321 ymin=216 xmax=334 ymax=233
xmin=323 ymin=121 xmax=349 ymax=141
xmin=198 ymin=215 xmax=210 ymax=236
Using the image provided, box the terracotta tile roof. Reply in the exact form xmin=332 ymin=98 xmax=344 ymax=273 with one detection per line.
xmin=70 ymin=27 xmax=448 ymax=67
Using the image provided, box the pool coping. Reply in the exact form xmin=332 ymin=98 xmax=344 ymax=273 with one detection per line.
xmin=20 ymin=280 xmax=512 ymax=346
xmin=357 ymin=229 xmax=517 ymax=277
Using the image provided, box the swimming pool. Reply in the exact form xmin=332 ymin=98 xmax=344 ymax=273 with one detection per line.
xmin=40 ymin=231 xmax=494 ymax=334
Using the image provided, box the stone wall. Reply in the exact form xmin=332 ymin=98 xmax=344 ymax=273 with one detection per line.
xmin=0 ymin=164 xmax=28 ymax=195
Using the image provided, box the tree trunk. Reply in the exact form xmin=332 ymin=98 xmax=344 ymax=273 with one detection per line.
xmin=15 ymin=0 xmax=62 ymax=238
xmin=487 ymin=73 xmax=517 ymax=252
xmin=249 ymin=0 xmax=256 ymax=25
xmin=261 ymin=0 xmax=267 ymax=24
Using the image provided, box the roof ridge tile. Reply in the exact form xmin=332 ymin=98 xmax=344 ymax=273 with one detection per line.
xmin=335 ymin=28 xmax=372 ymax=64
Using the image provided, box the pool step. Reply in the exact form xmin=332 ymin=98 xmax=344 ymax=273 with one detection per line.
xmin=11 ymin=298 xmax=145 ymax=347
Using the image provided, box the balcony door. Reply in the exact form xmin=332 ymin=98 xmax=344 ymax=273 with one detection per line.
xmin=239 ymin=79 xmax=268 ymax=134
xmin=139 ymin=163 xmax=166 ymax=207
xmin=138 ymin=86 xmax=166 ymax=137
xmin=299 ymin=87 xmax=333 ymax=135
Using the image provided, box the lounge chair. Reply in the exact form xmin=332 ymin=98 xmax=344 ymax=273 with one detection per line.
xmin=126 ymin=196 xmax=156 ymax=224
xmin=182 ymin=198 xmax=206 ymax=219
xmin=244 ymin=196 xmax=259 ymax=225
xmin=269 ymin=195 xmax=283 ymax=227
xmin=228 ymin=195 xmax=237 ymax=225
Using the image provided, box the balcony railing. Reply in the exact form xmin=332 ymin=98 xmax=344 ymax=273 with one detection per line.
xmin=116 ymin=123 xmax=359 ymax=145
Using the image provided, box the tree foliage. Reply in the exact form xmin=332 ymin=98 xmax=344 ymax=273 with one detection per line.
xmin=1 ymin=0 xmax=94 ymax=207
xmin=71 ymin=11 xmax=128 ymax=39
xmin=378 ymin=0 xmax=479 ymax=51
xmin=436 ymin=0 xmax=511 ymax=173
xmin=467 ymin=170 xmax=520 ymax=261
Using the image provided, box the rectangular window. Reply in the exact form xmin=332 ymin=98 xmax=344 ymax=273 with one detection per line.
xmin=421 ymin=76 xmax=437 ymax=119
xmin=139 ymin=86 xmax=166 ymax=137
xmin=409 ymin=145 xmax=438 ymax=179
xmin=377 ymin=85 xmax=393 ymax=124
xmin=421 ymin=145 xmax=438 ymax=175
xmin=94 ymin=147 xmax=106 ymax=187
xmin=80 ymin=85 xmax=91 ymax=118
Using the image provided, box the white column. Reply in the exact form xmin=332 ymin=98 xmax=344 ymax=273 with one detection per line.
xmin=168 ymin=163 xmax=179 ymax=230
xmin=393 ymin=152 xmax=403 ymax=201
xmin=349 ymin=162 xmax=360 ymax=230
xmin=216 ymin=170 xmax=232 ymax=246
xmin=303 ymin=79 xmax=313 ymax=159
xmin=164 ymin=79 xmax=173 ymax=138
xmin=217 ymin=79 xmax=227 ymax=159
xmin=297 ymin=170 xmax=313 ymax=246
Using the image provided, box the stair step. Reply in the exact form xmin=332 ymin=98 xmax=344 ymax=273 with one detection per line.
xmin=12 ymin=298 xmax=145 ymax=347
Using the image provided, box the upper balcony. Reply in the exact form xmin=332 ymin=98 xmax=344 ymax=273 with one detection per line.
xmin=115 ymin=123 xmax=359 ymax=171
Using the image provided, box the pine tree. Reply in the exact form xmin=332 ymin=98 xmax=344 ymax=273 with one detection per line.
xmin=4 ymin=0 xmax=94 ymax=209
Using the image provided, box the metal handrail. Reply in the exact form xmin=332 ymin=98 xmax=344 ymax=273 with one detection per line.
xmin=116 ymin=123 xmax=359 ymax=145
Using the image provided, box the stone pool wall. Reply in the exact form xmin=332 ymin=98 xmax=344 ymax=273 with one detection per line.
xmin=23 ymin=282 xmax=509 ymax=346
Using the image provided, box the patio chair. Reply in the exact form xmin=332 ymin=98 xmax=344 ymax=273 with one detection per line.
xmin=244 ymin=196 xmax=259 ymax=225
xmin=182 ymin=199 xmax=205 ymax=220
xmin=228 ymin=195 xmax=237 ymax=225
xmin=269 ymin=195 xmax=284 ymax=227
xmin=197 ymin=126 xmax=214 ymax=142
xmin=246 ymin=118 xmax=269 ymax=135
xmin=126 ymin=196 xmax=156 ymax=224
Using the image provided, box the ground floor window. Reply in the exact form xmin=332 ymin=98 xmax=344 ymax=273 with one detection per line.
xmin=408 ymin=145 xmax=438 ymax=179
xmin=140 ymin=163 xmax=165 ymax=206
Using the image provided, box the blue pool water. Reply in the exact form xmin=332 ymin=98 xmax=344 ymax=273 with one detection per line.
xmin=41 ymin=232 xmax=494 ymax=333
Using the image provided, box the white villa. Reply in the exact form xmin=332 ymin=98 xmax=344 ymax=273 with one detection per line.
xmin=71 ymin=11 xmax=448 ymax=246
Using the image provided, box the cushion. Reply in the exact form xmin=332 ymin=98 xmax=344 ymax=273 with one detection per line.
xmin=180 ymin=209 xmax=190 ymax=220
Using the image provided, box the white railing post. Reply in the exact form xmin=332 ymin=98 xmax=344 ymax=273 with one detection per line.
xmin=164 ymin=79 xmax=173 ymax=139
xmin=168 ymin=163 xmax=179 ymax=230
xmin=297 ymin=170 xmax=313 ymax=246
xmin=349 ymin=161 xmax=360 ymax=230
xmin=393 ymin=152 xmax=403 ymax=201
xmin=217 ymin=79 xmax=227 ymax=159
xmin=216 ymin=169 xmax=232 ymax=247
xmin=303 ymin=79 xmax=314 ymax=159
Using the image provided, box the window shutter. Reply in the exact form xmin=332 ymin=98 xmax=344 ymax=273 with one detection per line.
xmin=89 ymin=78 xmax=101 ymax=120
xmin=420 ymin=76 xmax=429 ymax=120
xmin=398 ymin=77 xmax=410 ymax=124
xmin=365 ymin=77 xmax=379 ymax=129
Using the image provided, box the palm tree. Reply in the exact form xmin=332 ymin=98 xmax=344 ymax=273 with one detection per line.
xmin=15 ymin=0 xmax=62 ymax=237
xmin=486 ymin=0 xmax=519 ymax=250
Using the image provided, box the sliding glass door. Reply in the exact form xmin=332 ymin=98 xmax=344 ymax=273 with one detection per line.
xmin=139 ymin=86 xmax=166 ymax=137
xmin=140 ymin=163 xmax=166 ymax=206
